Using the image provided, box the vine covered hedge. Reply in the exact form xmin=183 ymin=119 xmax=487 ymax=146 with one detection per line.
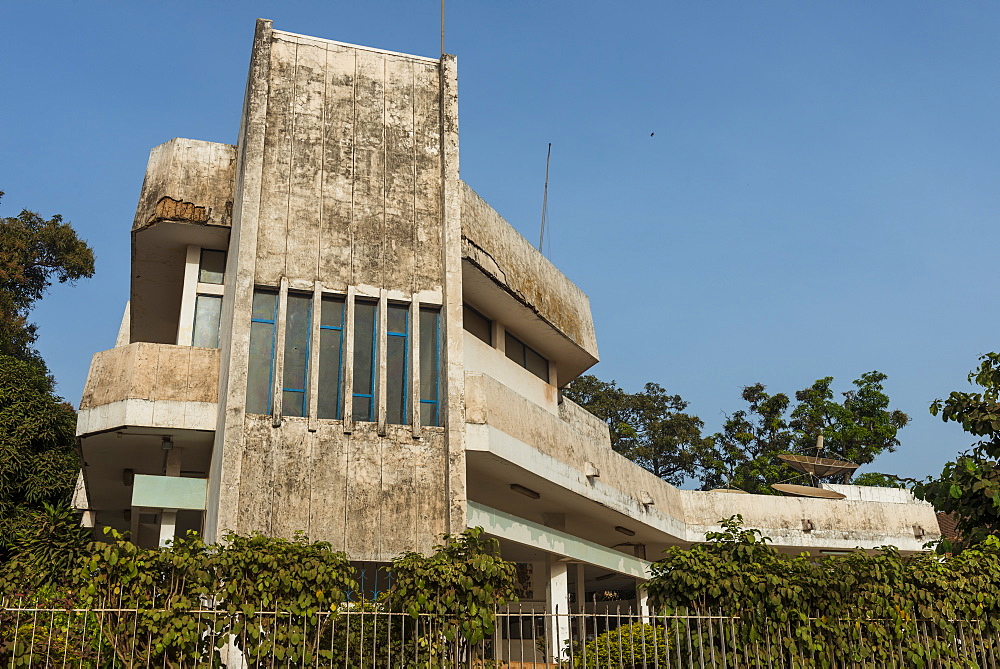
xmin=645 ymin=515 xmax=1000 ymax=666
xmin=0 ymin=526 xmax=518 ymax=666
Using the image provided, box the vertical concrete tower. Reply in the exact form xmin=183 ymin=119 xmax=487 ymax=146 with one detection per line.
xmin=207 ymin=20 xmax=466 ymax=560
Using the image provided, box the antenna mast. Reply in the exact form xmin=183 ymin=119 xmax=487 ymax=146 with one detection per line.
xmin=441 ymin=0 xmax=445 ymax=54
xmin=539 ymin=143 xmax=552 ymax=252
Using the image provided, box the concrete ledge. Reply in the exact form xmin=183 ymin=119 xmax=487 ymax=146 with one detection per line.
xmin=77 ymin=399 xmax=217 ymax=435
xmin=468 ymin=501 xmax=651 ymax=579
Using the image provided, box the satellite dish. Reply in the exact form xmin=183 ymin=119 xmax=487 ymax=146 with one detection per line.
xmin=710 ymin=488 xmax=748 ymax=494
xmin=777 ymin=454 xmax=859 ymax=479
xmin=772 ymin=483 xmax=846 ymax=500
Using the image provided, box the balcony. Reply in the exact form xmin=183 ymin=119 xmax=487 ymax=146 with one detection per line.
xmin=77 ymin=342 xmax=220 ymax=435
xmin=464 ymin=371 xmax=940 ymax=556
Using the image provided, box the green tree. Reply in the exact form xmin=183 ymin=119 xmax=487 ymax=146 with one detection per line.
xmin=0 ymin=190 xmax=94 ymax=364
xmin=852 ymin=471 xmax=907 ymax=488
xmin=389 ymin=528 xmax=518 ymax=644
xmin=563 ymin=375 xmax=711 ymax=486
xmin=0 ymin=354 xmax=80 ymax=558
xmin=790 ymin=371 xmax=909 ymax=466
xmin=561 ymin=374 xmax=635 ymax=449
xmin=699 ymin=372 xmax=908 ymax=494
xmin=914 ymin=352 xmax=1000 ymax=552
xmin=625 ymin=383 xmax=712 ymax=485
xmin=698 ymin=383 xmax=794 ymax=493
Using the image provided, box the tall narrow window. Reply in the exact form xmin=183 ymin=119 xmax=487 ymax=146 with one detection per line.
xmin=352 ymin=299 xmax=378 ymax=422
xmin=247 ymin=289 xmax=278 ymax=415
xmin=419 ymin=307 xmax=441 ymax=427
xmin=192 ymin=294 xmax=222 ymax=348
xmin=386 ymin=304 xmax=409 ymax=425
xmin=317 ymin=295 xmax=345 ymax=420
xmin=505 ymin=331 xmax=549 ymax=382
xmin=282 ymin=293 xmax=311 ymax=417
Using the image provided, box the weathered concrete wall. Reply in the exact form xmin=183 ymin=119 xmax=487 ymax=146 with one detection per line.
xmin=465 ymin=371 xmax=686 ymax=516
xmin=463 ymin=332 xmax=558 ymax=413
xmin=250 ymin=33 xmax=444 ymax=294
xmin=80 ymin=343 xmax=219 ymax=409
xmin=133 ymin=139 xmax=237 ymax=231
xmin=77 ymin=343 xmax=219 ymax=435
xmin=209 ymin=22 xmax=462 ymax=559
xmin=461 ymin=183 xmax=598 ymax=358
xmin=235 ymin=416 xmax=447 ymax=558
xmin=679 ymin=490 xmax=938 ymax=553
xmin=465 ymin=370 xmax=939 ymax=553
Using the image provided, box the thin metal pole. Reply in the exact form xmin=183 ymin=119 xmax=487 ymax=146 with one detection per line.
xmin=440 ymin=0 xmax=445 ymax=55
xmin=538 ymin=142 xmax=552 ymax=252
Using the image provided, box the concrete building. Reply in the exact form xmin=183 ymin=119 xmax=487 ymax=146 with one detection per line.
xmin=74 ymin=18 xmax=938 ymax=658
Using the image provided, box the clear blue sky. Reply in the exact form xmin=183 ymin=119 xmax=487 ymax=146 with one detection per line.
xmin=3 ymin=1 xmax=998 ymax=484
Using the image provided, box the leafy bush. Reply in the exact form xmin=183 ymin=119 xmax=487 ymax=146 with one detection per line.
xmin=572 ymin=621 xmax=672 ymax=667
xmin=645 ymin=514 xmax=1000 ymax=666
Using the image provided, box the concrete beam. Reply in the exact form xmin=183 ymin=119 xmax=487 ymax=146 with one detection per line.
xmin=467 ymin=501 xmax=651 ymax=580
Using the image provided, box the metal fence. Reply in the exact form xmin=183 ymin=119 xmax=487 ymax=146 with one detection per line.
xmin=1 ymin=600 xmax=997 ymax=667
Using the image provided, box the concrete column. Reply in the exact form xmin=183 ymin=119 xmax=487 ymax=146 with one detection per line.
xmin=176 ymin=245 xmax=201 ymax=345
xmin=637 ymin=581 xmax=650 ymax=620
xmin=159 ymin=510 xmax=177 ymax=548
xmin=575 ymin=563 xmax=586 ymax=612
xmin=545 ymin=556 xmax=570 ymax=662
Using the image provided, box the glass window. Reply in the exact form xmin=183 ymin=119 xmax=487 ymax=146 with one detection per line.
xmin=317 ymin=296 xmax=345 ymax=420
xmin=505 ymin=331 xmax=549 ymax=383
xmin=419 ymin=307 xmax=441 ymax=427
xmin=192 ymin=294 xmax=222 ymax=348
xmin=247 ymin=289 xmax=277 ymax=415
xmin=199 ymin=249 xmax=227 ymax=284
xmin=386 ymin=304 xmax=409 ymax=425
xmin=463 ymin=304 xmax=491 ymax=345
xmin=282 ymin=293 xmax=311 ymax=417
xmin=352 ymin=300 xmax=377 ymax=422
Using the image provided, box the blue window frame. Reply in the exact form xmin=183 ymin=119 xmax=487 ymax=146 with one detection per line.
xmin=352 ymin=299 xmax=378 ymax=422
xmin=318 ymin=295 xmax=345 ymax=419
xmin=386 ymin=303 xmax=409 ymax=425
xmin=419 ymin=307 xmax=441 ymax=427
xmin=247 ymin=289 xmax=278 ymax=415
xmin=281 ymin=292 xmax=312 ymax=417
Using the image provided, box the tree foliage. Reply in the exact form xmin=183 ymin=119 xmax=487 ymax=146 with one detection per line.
xmin=0 ymin=354 xmax=80 ymax=557
xmin=852 ymin=471 xmax=907 ymax=488
xmin=388 ymin=527 xmax=519 ymax=644
xmin=0 ymin=191 xmax=94 ymax=364
xmin=914 ymin=352 xmax=1000 ymax=552
xmin=700 ymin=372 xmax=908 ymax=494
xmin=563 ymin=375 xmax=711 ymax=486
xmin=698 ymin=383 xmax=793 ymax=493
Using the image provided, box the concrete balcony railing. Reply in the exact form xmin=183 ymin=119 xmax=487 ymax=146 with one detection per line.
xmin=77 ymin=343 xmax=220 ymax=435
xmin=464 ymin=371 xmax=939 ymax=554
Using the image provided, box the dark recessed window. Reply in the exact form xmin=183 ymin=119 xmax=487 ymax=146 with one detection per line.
xmin=505 ymin=331 xmax=549 ymax=383
xmin=463 ymin=304 xmax=491 ymax=345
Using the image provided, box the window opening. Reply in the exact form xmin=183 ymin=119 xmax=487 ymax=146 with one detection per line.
xmin=192 ymin=294 xmax=222 ymax=348
xmin=247 ymin=289 xmax=278 ymax=415
xmin=386 ymin=303 xmax=409 ymax=425
xmin=352 ymin=299 xmax=378 ymax=422
xmin=318 ymin=295 xmax=346 ymax=420
xmin=419 ymin=307 xmax=441 ymax=427
xmin=463 ymin=303 xmax=491 ymax=345
xmin=282 ymin=292 xmax=311 ymax=417
xmin=199 ymin=249 xmax=226 ymax=284
xmin=505 ymin=331 xmax=549 ymax=382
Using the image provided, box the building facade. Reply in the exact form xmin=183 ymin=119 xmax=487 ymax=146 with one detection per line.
xmin=75 ymin=18 xmax=939 ymax=659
